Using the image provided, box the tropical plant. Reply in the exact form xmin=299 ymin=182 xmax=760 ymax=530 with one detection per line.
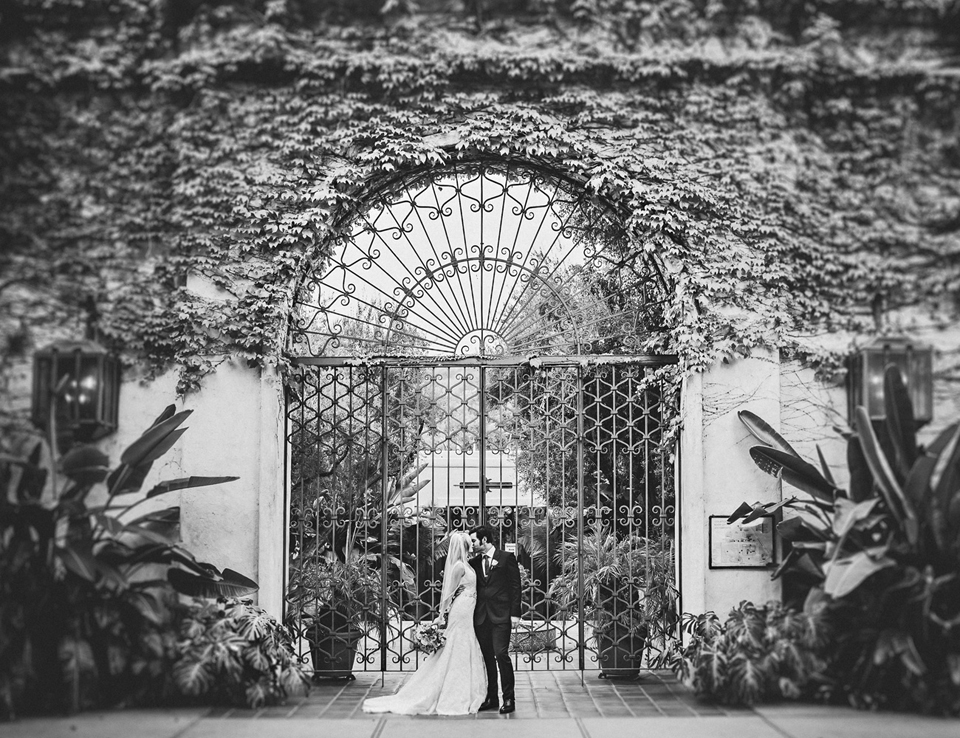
xmin=548 ymin=524 xmax=678 ymax=673
xmin=288 ymin=540 xmax=398 ymax=634
xmin=732 ymin=365 xmax=960 ymax=713
xmin=0 ymin=405 xmax=258 ymax=718
xmin=173 ymin=597 xmax=309 ymax=708
xmin=286 ymin=541 xmax=396 ymax=678
xmin=663 ymin=600 xmax=830 ymax=706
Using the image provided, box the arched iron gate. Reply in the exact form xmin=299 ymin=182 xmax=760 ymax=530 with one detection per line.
xmin=286 ymin=353 xmax=678 ymax=676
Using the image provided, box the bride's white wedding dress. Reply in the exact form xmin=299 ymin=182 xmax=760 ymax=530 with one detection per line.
xmin=362 ymin=562 xmax=487 ymax=715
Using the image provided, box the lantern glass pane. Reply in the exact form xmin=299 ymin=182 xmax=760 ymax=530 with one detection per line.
xmin=31 ymin=355 xmax=54 ymax=429
xmin=860 ymin=344 xmax=934 ymax=424
xmin=863 ymin=351 xmax=894 ymax=418
xmin=54 ymin=360 xmax=78 ymax=425
xmin=32 ymin=342 xmax=120 ymax=441
xmin=76 ymin=356 xmax=102 ymax=422
xmin=908 ymin=350 xmax=933 ymax=422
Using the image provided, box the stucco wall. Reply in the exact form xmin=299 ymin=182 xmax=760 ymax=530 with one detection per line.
xmin=91 ymin=360 xmax=283 ymax=616
xmin=680 ymin=349 xmax=783 ymax=618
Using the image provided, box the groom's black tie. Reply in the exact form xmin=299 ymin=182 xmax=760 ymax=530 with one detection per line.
xmin=483 ymin=555 xmax=490 ymax=577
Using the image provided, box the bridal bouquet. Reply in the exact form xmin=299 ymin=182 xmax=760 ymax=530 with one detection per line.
xmin=412 ymin=620 xmax=447 ymax=655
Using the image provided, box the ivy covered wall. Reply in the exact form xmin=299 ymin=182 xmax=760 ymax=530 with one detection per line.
xmin=2 ymin=0 xmax=959 ymax=428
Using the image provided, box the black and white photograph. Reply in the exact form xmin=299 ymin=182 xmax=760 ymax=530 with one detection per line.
xmin=1 ymin=2 xmax=958 ymax=737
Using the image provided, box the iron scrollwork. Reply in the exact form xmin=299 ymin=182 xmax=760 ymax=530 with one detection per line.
xmin=286 ymin=161 xmax=678 ymax=676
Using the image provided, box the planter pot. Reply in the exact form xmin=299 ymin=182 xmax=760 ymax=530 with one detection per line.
xmin=308 ymin=625 xmax=362 ymax=680
xmin=596 ymin=626 xmax=646 ymax=679
xmin=510 ymin=620 xmax=558 ymax=653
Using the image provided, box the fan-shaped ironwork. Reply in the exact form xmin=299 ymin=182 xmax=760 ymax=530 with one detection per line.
xmin=289 ymin=162 xmax=668 ymax=359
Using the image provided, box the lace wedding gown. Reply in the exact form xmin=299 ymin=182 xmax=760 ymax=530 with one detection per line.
xmin=362 ymin=563 xmax=487 ymax=715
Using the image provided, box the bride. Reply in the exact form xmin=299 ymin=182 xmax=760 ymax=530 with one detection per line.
xmin=362 ymin=530 xmax=487 ymax=715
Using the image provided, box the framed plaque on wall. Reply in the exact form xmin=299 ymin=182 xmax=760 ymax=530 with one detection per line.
xmin=708 ymin=515 xmax=777 ymax=569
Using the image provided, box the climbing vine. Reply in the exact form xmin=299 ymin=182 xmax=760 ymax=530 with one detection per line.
xmin=1 ymin=1 xmax=958 ymax=401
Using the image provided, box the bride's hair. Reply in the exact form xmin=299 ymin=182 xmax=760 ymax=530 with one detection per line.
xmin=438 ymin=531 xmax=472 ymax=614
xmin=447 ymin=530 xmax=471 ymax=563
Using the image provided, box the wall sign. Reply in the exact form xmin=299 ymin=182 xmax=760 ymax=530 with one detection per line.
xmin=709 ymin=515 xmax=777 ymax=569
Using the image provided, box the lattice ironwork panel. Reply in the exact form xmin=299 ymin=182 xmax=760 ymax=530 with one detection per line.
xmin=577 ymin=364 xmax=677 ymax=674
xmin=286 ymin=359 xmax=677 ymax=677
xmin=483 ymin=364 xmax=584 ymax=670
xmin=287 ymin=364 xmax=407 ymax=676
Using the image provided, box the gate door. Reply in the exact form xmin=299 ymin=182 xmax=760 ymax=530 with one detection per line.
xmin=287 ymin=355 xmax=677 ymax=676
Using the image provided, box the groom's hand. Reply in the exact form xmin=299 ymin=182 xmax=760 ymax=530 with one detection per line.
xmin=511 ymin=616 xmax=520 ymax=627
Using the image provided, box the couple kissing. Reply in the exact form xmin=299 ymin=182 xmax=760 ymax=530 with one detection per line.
xmin=363 ymin=526 xmax=522 ymax=716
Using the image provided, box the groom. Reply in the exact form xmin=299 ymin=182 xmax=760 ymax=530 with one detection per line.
xmin=469 ymin=525 xmax=521 ymax=714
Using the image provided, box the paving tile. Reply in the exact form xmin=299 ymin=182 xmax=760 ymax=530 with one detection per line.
xmin=761 ymin=713 xmax=960 ymax=738
xmin=289 ymin=708 xmax=338 ymax=718
xmin=203 ymin=707 xmax=233 ymax=718
xmin=0 ymin=709 xmax=208 ymax=738
xmin=226 ymin=709 xmax=262 ymax=718
xmin=580 ymin=716 xmax=785 ymax=738
xmin=380 ymin=718 xmax=584 ymax=738
xmin=183 ymin=718 xmax=379 ymax=738
xmin=257 ymin=707 xmax=300 ymax=718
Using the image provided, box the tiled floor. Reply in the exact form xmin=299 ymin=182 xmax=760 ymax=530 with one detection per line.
xmin=11 ymin=672 xmax=960 ymax=738
xmin=207 ymin=670 xmax=740 ymax=719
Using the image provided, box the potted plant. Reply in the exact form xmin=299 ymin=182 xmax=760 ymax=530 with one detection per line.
xmin=287 ymin=532 xmax=397 ymax=680
xmin=287 ymin=428 xmax=440 ymax=678
xmin=548 ymin=524 xmax=678 ymax=678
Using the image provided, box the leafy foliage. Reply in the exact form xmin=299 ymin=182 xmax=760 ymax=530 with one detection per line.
xmin=548 ymin=524 xmax=678 ymax=656
xmin=733 ymin=366 xmax=960 ymax=713
xmin=0 ymin=3 xmax=957 ymax=402
xmin=662 ymin=601 xmax=829 ymax=706
xmin=0 ymin=404 xmax=257 ymax=718
xmin=173 ymin=597 xmax=309 ymax=709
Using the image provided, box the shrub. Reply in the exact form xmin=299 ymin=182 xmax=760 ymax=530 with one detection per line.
xmin=0 ymin=405 xmax=257 ymax=718
xmin=665 ymin=600 xmax=829 ymax=706
xmin=548 ymin=525 xmax=679 ymax=649
xmin=173 ymin=597 xmax=309 ymax=708
xmin=732 ymin=366 xmax=960 ymax=714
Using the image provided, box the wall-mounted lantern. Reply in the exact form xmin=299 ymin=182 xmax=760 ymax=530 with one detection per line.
xmin=32 ymin=340 xmax=121 ymax=444
xmin=847 ymin=336 xmax=933 ymax=426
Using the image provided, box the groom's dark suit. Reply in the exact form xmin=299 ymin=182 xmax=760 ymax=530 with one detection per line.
xmin=471 ymin=548 xmax=521 ymax=707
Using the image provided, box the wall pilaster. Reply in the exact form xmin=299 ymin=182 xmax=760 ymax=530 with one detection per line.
xmin=679 ymin=349 xmax=783 ymax=618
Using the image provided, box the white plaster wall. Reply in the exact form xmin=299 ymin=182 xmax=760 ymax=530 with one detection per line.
xmin=892 ymin=315 xmax=960 ymax=446
xmin=680 ymin=349 xmax=782 ymax=619
xmin=779 ymin=362 xmax=849 ymax=490
xmin=176 ymin=361 xmax=262 ymax=593
xmin=96 ymin=368 xmax=183 ymax=514
xmin=678 ymin=370 xmax=706 ymax=615
xmin=782 ymin=317 xmax=960 ymax=481
xmin=91 ymin=359 xmax=285 ymax=617
xmin=256 ymin=365 xmax=287 ymax=618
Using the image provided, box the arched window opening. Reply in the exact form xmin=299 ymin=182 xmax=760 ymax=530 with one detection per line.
xmin=289 ymin=161 xmax=668 ymax=360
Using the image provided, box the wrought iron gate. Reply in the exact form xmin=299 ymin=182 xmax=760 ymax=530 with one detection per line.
xmin=284 ymin=159 xmax=680 ymax=677
xmin=286 ymin=355 xmax=677 ymax=676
